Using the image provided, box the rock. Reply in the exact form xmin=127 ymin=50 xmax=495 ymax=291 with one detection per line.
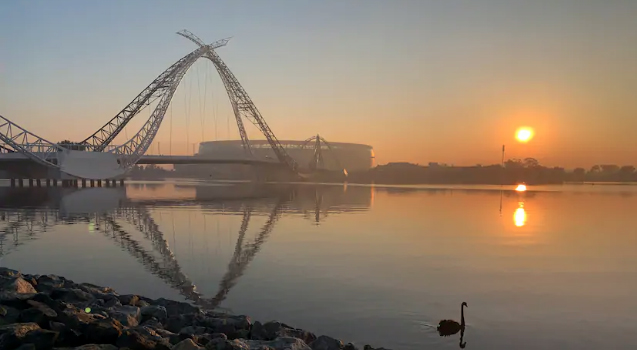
xmin=310 ymin=335 xmax=343 ymax=350
xmin=35 ymin=275 xmax=65 ymax=293
xmin=362 ymin=346 xmax=391 ymax=350
xmin=22 ymin=328 xmax=59 ymax=350
xmin=0 ymin=322 xmax=41 ymax=349
xmin=72 ymin=345 xmax=118 ymax=350
xmin=245 ymin=337 xmax=312 ymax=350
xmin=0 ymin=276 xmax=37 ymax=294
xmin=204 ymin=338 xmax=250 ymax=350
xmin=198 ymin=333 xmax=227 ymax=346
xmin=82 ymin=318 xmax=123 ymax=345
xmin=140 ymin=305 xmax=167 ymax=323
xmin=140 ymin=317 xmax=164 ymax=330
xmin=118 ymin=295 xmax=140 ymax=307
xmin=173 ymin=338 xmax=204 ymax=350
xmin=165 ymin=314 xmax=201 ymax=333
xmin=49 ymin=289 xmax=94 ymax=306
xmin=0 ymin=267 xmax=21 ymax=278
xmin=151 ymin=298 xmax=200 ymax=317
xmin=343 ymin=344 xmax=358 ymax=350
xmin=179 ymin=326 xmax=209 ymax=336
xmin=0 ymin=305 xmax=21 ymax=326
xmin=116 ymin=328 xmax=172 ymax=350
xmin=18 ymin=300 xmax=58 ymax=327
xmin=107 ymin=305 xmax=141 ymax=327
xmin=48 ymin=321 xmax=83 ymax=347
xmin=77 ymin=283 xmax=115 ymax=296
xmin=14 ymin=344 xmax=36 ymax=350
xmin=251 ymin=322 xmax=316 ymax=345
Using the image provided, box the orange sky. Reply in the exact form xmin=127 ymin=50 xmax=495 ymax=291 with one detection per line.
xmin=2 ymin=1 xmax=636 ymax=169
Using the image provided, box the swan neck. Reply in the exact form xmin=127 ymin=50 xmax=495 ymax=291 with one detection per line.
xmin=461 ymin=304 xmax=465 ymax=326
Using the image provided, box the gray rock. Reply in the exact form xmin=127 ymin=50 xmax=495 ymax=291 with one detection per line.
xmin=251 ymin=322 xmax=316 ymax=345
xmin=82 ymin=318 xmax=123 ymax=345
xmin=116 ymin=328 xmax=172 ymax=350
xmin=204 ymin=338 xmax=250 ymax=350
xmin=310 ymin=335 xmax=343 ymax=350
xmin=49 ymin=289 xmax=94 ymax=306
xmin=343 ymin=343 xmax=358 ymax=350
xmin=118 ymin=294 xmax=140 ymax=306
xmin=245 ymin=337 xmax=311 ymax=350
xmin=140 ymin=305 xmax=167 ymax=323
xmin=0 ymin=276 xmax=37 ymax=294
xmin=0 ymin=305 xmax=21 ymax=326
xmin=22 ymin=328 xmax=59 ymax=350
xmin=179 ymin=326 xmax=209 ymax=336
xmin=35 ymin=275 xmax=65 ymax=293
xmin=72 ymin=345 xmax=118 ymax=350
xmin=14 ymin=344 xmax=36 ymax=350
xmin=173 ymin=338 xmax=205 ymax=350
xmin=0 ymin=322 xmax=41 ymax=349
xmin=0 ymin=267 xmax=21 ymax=278
xmin=107 ymin=305 xmax=141 ymax=327
xmin=140 ymin=317 xmax=164 ymax=330
xmin=165 ymin=314 xmax=201 ymax=333
xmin=151 ymin=298 xmax=200 ymax=317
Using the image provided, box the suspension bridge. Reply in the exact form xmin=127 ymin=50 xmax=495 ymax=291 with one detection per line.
xmin=0 ymin=30 xmax=344 ymax=186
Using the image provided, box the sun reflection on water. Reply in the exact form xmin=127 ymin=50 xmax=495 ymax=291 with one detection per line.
xmin=514 ymin=202 xmax=527 ymax=227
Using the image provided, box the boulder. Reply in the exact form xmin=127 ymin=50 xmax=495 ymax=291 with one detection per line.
xmin=82 ymin=318 xmax=123 ymax=345
xmin=0 ymin=267 xmax=21 ymax=278
xmin=140 ymin=305 xmax=167 ymax=323
xmin=0 ymin=322 xmax=41 ymax=349
xmin=0 ymin=276 xmax=37 ymax=294
xmin=116 ymin=328 xmax=172 ymax=350
xmin=34 ymin=275 xmax=65 ymax=293
xmin=310 ymin=335 xmax=343 ymax=350
xmin=71 ymin=345 xmax=118 ymax=350
xmin=251 ymin=322 xmax=316 ymax=345
xmin=151 ymin=298 xmax=200 ymax=317
xmin=118 ymin=295 xmax=140 ymax=307
xmin=0 ymin=305 xmax=21 ymax=326
xmin=245 ymin=337 xmax=312 ymax=350
xmin=107 ymin=305 xmax=141 ymax=327
xmin=173 ymin=338 xmax=205 ymax=350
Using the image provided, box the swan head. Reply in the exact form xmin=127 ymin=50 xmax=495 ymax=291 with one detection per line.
xmin=462 ymin=302 xmax=468 ymax=307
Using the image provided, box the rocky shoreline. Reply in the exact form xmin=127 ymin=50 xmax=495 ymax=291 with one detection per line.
xmin=0 ymin=268 xmax=390 ymax=350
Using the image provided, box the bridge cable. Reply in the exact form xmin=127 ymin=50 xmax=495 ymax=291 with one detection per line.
xmin=169 ymin=98 xmax=173 ymax=156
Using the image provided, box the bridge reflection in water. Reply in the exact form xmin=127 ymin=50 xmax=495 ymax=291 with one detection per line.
xmin=0 ymin=182 xmax=372 ymax=311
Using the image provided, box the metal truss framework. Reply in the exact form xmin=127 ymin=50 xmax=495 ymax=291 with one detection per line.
xmin=0 ymin=30 xmax=299 ymax=176
xmin=300 ymin=134 xmax=343 ymax=171
xmin=177 ymin=30 xmax=298 ymax=171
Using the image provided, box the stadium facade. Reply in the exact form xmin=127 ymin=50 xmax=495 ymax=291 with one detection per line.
xmin=174 ymin=139 xmax=374 ymax=178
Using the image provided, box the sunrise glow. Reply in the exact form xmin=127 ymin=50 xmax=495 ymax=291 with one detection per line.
xmin=515 ymin=184 xmax=527 ymax=192
xmin=515 ymin=127 xmax=534 ymax=143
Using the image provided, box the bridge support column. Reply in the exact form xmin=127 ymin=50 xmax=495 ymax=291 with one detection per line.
xmin=10 ymin=179 xmax=15 ymax=187
xmin=28 ymin=179 xmax=33 ymax=187
xmin=120 ymin=179 xmax=124 ymax=186
xmin=97 ymin=180 xmax=102 ymax=187
xmin=52 ymin=179 xmax=57 ymax=187
xmin=73 ymin=180 xmax=78 ymax=187
xmin=81 ymin=179 xmax=86 ymax=187
xmin=18 ymin=179 xmax=23 ymax=187
xmin=36 ymin=179 xmax=41 ymax=187
xmin=46 ymin=179 xmax=50 ymax=187
xmin=105 ymin=180 xmax=110 ymax=187
xmin=90 ymin=180 xmax=95 ymax=187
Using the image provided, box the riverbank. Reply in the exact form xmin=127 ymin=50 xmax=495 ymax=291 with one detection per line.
xmin=0 ymin=268 xmax=390 ymax=350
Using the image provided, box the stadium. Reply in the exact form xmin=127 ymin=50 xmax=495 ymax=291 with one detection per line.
xmin=174 ymin=139 xmax=374 ymax=178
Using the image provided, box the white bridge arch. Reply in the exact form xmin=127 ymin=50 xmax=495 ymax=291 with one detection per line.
xmin=0 ymin=30 xmax=299 ymax=180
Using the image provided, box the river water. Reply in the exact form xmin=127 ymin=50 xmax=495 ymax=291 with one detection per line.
xmin=0 ymin=180 xmax=635 ymax=350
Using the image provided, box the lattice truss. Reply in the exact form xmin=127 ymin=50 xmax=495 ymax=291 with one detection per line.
xmin=0 ymin=30 xmax=299 ymax=174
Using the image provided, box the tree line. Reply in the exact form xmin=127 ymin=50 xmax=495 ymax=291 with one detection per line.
xmin=346 ymin=158 xmax=637 ymax=185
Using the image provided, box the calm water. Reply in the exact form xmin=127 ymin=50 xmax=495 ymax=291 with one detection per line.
xmin=0 ymin=180 xmax=636 ymax=350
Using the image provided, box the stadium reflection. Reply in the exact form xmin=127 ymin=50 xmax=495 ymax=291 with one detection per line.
xmin=0 ymin=182 xmax=372 ymax=310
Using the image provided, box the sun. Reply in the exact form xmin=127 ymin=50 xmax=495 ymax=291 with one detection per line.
xmin=515 ymin=127 xmax=534 ymax=143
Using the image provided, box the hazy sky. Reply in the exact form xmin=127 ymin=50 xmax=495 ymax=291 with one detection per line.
xmin=1 ymin=1 xmax=636 ymax=168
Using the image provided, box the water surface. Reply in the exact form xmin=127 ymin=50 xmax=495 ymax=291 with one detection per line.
xmin=0 ymin=180 xmax=635 ymax=350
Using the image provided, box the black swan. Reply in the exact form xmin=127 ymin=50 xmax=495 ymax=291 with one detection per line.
xmin=437 ymin=302 xmax=467 ymax=336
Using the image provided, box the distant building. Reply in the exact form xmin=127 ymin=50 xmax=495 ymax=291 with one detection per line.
xmin=174 ymin=139 xmax=374 ymax=178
